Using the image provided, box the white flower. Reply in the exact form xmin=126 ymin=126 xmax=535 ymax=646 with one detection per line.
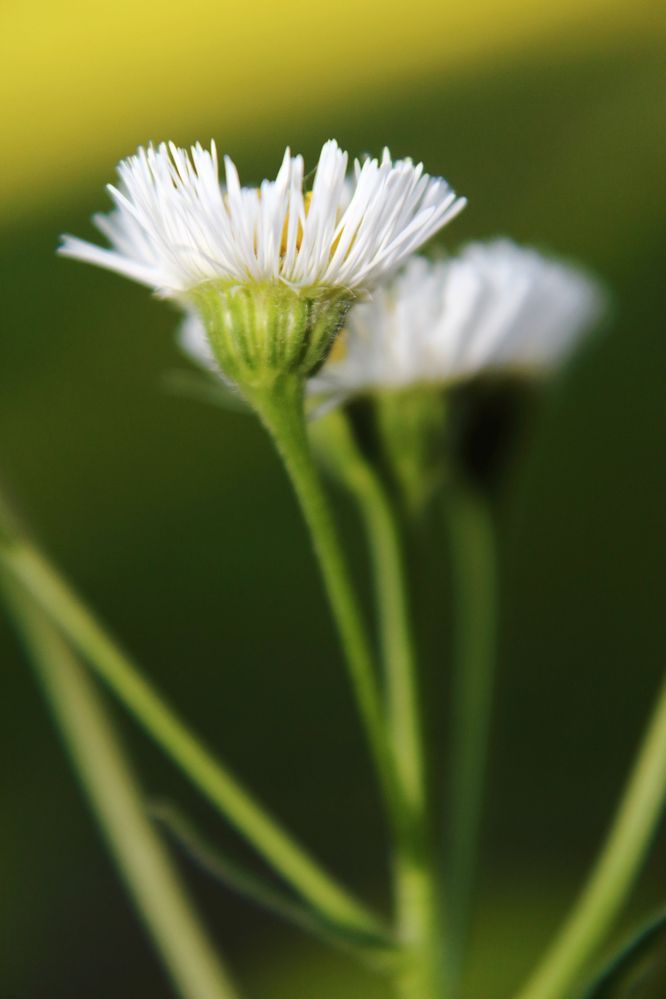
xmin=59 ymin=140 xmax=465 ymax=297
xmin=309 ymin=240 xmax=605 ymax=397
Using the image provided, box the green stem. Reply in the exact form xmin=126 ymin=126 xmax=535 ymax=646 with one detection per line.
xmin=0 ymin=533 xmax=385 ymax=940
xmin=246 ymin=380 xmax=402 ymax=829
xmin=312 ymin=409 xmax=446 ymax=998
xmin=444 ymin=484 xmax=497 ymax=990
xmin=152 ymin=802 xmax=399 ymax=965
xmin=2 ymin=576 xmax=238 ymax=999
xmin=514 ymin=673 xmax=666 ymax=999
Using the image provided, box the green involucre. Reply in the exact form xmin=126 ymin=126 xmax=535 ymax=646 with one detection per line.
xmin=189 ymin=281 xmax=354 ymax=391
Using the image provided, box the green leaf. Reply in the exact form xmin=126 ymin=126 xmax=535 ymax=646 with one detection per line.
xmin=582 ymin=909 xmax=666 ymax=998
xmin=150 ymin=800 xmax=399 ymax=970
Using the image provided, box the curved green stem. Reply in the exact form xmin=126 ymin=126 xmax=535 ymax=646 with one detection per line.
xmin=514 ymin=673 xmax=666 ymax=999
xmin=2 ymin=576 xmax=238 ymax=999
xmin=247 ymin=380 xmax=402 ymax=829
xmin=312 ymin=409 xmax=447 ymax=998
xmin=152 ymin=802 xmax=399 ymax=967
xmin=0 ymin=532 xmax=385 ymax=941
xmin=444 ymin=485 xmax=497 ymax=990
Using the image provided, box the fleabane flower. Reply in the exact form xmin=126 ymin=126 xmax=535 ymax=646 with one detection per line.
xmin=60 ymin=139 xmax=465 ymax=395
xmin=309 ymin=240 xmax=605 ymax=399
xmin=308 ymin=239 xmax=604 ymax=514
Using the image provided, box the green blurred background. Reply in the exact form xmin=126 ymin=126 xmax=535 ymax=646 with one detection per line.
xmin=1 ymin=1 xmax=665 ymax=995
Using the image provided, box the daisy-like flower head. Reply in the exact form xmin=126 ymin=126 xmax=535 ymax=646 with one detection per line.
xmin=61 ymin=140 xmax=465 ymax=296
xmin=309 ymin=239 xmax=605 ymax=399
xmin=306 ymin=239 xmax=605 ymax=514
xmin=60 ymin=140 xmax=465 ymax=394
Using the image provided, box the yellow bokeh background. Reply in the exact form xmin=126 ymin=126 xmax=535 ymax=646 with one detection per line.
xmin=1 ymin=0 xmax=663 ymax=220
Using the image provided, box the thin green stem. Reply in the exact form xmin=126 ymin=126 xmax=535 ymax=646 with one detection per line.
xmin=444 ymin=485 xmax=497 ymax=990
xmin=351 ymin=425 xmax=426 ymax=820
xmin=247 ymin=380 xmax=402 ymax=829
xmin=0 ymin=532 xmax=385 ymax=940
xmin=514 ymin=673 xmax=666 ymax=999
xmin=350 ymin=451 xmax=433 ymax=968
xmin=312 ymin=410 xmax=447 ymax=998
xmin=2 ymin=576 xmax=238 ymax=999
xmin=152 ymin=802 xmax=400 ymax=967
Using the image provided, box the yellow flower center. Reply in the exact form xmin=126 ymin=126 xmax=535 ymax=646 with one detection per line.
xmin=242 ymin=188 xmax=346 ymax=263
xmin=280 ymin=191 xmax=313 ymax=256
